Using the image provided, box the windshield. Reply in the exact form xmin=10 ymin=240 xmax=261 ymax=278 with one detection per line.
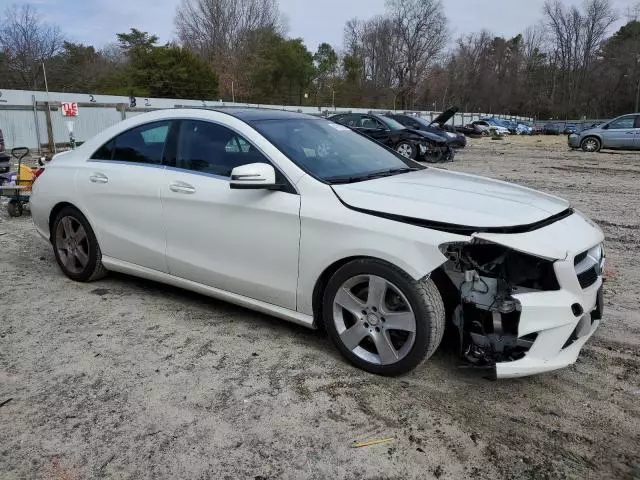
xmin=253 ymin=118 xmax=421 ymax=183
xmin=380 ymin=116 xmax=408 ymax=131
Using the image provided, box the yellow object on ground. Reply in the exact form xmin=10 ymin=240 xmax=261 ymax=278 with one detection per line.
xmin=351 ymin=437 xmax=394 ymax=448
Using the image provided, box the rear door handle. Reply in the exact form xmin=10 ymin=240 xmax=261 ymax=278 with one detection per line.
xmin=169 ymin=181 xmax=196 ymax=194
xmin=89 ymin=173 xmax=108 ymax=184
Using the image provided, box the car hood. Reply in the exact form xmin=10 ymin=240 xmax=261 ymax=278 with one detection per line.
xmin=332 ymin=168 xmax=570 ymax=229
xmin=430 ymin=107 xmax=459 ymax=126
xmin=404 ymin=128 xmax=447 ymax=144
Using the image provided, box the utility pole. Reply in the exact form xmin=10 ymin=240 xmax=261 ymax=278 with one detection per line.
xmin=231 ymin=81 xmax=235 ymax=103
xmin=636 ymin=77 xmax=640 ymax=112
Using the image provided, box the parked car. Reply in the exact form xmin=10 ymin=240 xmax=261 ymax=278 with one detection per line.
xmin=31 ymin=108 xmax=605 ymax=378
xmin=0 ymin=128 xmax=11 ymax=173
xmin=457 ymin=123 xmax=487 ymax=137
xmin=473 ymin=120 xmax=510 ymax=136
xmin=564 ymin=124 xmax=579 ymax=135
xmin=329 ymin=113 xmax=454 ymax=162
xmin=568 ymin=113 xmax=640 ymax=152
xmin=516 ymin=122 xmax=533 ymax=135
xmin=387 ymin=110 xmax=467 ymax=149
xmin=543 ymin=123 xmax=562 ymax=135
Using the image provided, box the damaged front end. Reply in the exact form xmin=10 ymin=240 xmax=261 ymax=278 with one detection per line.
xmin=439 ymin=241 xmax=562 ymax=372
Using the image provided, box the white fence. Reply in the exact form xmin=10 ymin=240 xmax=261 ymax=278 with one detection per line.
xmin=0 ymin=88 xmax=533 ymax=150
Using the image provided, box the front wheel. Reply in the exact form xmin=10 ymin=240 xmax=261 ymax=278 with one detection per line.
xmin=323 ymin=259 xmax=445 ymax=376
xmin=52 ymin=207 xmax=107 ymax=282
xmin=395 ymin=142 xmax=417 ymax=159
xmin=581 ymin=137 xmax=601 ymax=152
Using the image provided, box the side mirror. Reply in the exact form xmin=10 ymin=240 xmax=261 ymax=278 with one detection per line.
xmin=602 ymin=124 xmax=609 ymax=130
xmin=230 ymin=163 xmax=278 ymax=190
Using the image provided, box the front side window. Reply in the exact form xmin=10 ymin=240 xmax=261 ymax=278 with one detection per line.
xmin=253 ymin=118 xmax=420 ymax=183
xmin=359 ymin=117 xmax=383 ymax=129
xmin=109 ymin=121 xmax=171 ymax=164
xmin=608 ymin=116 xmax=635 ymax=130
xmin=177 ymin=120 xmax=270 ymax=177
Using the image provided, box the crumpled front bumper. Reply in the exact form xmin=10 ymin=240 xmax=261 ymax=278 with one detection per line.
xmin=475 ymin=211 xmax=605 ymax=379
xmin=495 ymin=280 xmax=602 ymax=379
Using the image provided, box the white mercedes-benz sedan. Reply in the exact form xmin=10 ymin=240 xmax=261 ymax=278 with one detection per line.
xmin=30 ymin=108 xmax=605 ymax=378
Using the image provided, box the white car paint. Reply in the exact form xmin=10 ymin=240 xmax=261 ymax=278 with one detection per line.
xmin=30 ymin=108 xmax=605 ymax=378
xmin=332 ymin=168 xmax=570 ymax=228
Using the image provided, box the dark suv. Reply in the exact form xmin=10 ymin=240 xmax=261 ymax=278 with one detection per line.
xmin=0 ymin=128 xmax=10 ymax=173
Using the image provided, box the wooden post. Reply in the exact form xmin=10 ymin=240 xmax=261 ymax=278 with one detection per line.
xmin=43 ymin=101 xmax=54 ymax=153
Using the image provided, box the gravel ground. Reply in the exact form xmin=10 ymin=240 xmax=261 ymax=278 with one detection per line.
xmin=1 ymin=136 xmax=639 ymax=480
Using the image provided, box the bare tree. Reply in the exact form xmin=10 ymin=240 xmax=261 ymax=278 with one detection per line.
xmin=0 ymin=4 xmax=64 ymax=88
xmin=175 ymin=0 xmax=281 ymax=60
xmin=386 ymin=0 xmax=448 ymax=108
xmin=175 ymin=0 xmax=282 ymax=98
xmin=543 ymin=0 xmax=616 ymax=113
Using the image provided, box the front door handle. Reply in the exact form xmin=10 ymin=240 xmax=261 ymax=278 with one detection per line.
xmin=169 ymin=181 xmax=196 ymax=194
xmin=89 ymin=172 xmax=108 ymax=184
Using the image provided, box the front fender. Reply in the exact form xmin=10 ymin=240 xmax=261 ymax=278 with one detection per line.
xmin=295 ymin=176 xmax=465 ymax=316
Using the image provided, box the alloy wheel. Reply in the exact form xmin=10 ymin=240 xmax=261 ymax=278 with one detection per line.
xmin=583 ymin=138 xmax=599 ymax=152
xmin=55 ymin=216 xmax=90 ymax=274
xmin=396 ymin=143 xmax=413 ymax=158
xmin=332 ymin=275 xmax=416 ymax=365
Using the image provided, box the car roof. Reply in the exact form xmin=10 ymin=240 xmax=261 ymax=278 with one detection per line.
xmin=210 ymin=107 xmax=319 ymax=122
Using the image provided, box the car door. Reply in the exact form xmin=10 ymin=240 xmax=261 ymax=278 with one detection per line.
xmin=357 ymin=116 xmax=393 ymax=147
xmin=600 ymin=115 xmax=637 ymax=148
xmin=77 ymin=120 xmax=173 ymax=272
xmin=161 ymin=119 xmax=301 ymax=310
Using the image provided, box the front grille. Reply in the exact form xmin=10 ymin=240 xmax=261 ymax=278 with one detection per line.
xmin=577 ymin=266 xmax=598 ymax=289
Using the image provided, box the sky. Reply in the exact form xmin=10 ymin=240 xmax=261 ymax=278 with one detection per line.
xmin=4 ymin=0 xmax=639 ymax=51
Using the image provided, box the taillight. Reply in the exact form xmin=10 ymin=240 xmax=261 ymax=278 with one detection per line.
xmin=33 ymin=168 xmax=45 ymax=180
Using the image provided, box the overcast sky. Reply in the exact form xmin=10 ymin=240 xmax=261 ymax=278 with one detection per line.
xmin=13 ymin=0 xmax=640 ymax=51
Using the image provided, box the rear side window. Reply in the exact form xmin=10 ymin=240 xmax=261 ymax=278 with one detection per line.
xmin=113 ymin=122 xmax=170 ymax=164
xmin=92 ymin=139 xmax=114 ymax=160
xmin=635 ymin=116 xmax=640 ymax=129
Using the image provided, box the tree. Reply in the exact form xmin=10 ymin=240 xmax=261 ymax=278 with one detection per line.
xmin=313 ymin=43 xmax=338 ymax=105
xmin=386 ymin=0 xmax=448 ymax=108
xmin=117 ymin=28 xmax=159 ymax=56
xmin=246 ymin=28 xmax=314 ymax=104
xmin=175 ymin=0 xmax=282 ymax=99
xmin=130 ymin=45 xmax=219 ymax=99
xmin=100 ymin=30 xmax=219 ymax=99
xmin=0 ymin=4 xmax=64 ymax=88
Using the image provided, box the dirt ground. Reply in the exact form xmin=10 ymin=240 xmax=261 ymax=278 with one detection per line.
xmin=1 ymin=135 xmax=639 ymax=480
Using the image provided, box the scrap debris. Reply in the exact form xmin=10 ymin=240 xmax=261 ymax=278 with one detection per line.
xmin=351 ymin=437 xmax=394 ymax=448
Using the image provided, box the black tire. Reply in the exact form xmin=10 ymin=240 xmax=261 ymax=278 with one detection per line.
xmin=395 ymin=141 xmax=417 ymax=159
xmin=323 ymin=259 xmax=445 ymax=376
xmin=52 ymin=206 xmax=107 ymax=282
xmin=7 ymin=200 xmax=22 ymax=217
xmin=445 ymin=147 xmax=456 ymax=162
xmin=581 ymin=136 xmax=601 ymax=153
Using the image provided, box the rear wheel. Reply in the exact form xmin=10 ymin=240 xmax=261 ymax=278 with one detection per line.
xmin=7 ymin=200 xmax=22 ymax=217
xmin=323 ymin=259 xmax=445 ymax=376
xmin=52 ymin=207 xmax=107 ymax=282
xmin=395 ymin=142 xmax=417 ymax=159
xmin=581 ymin=137 xmax=601 ymax=152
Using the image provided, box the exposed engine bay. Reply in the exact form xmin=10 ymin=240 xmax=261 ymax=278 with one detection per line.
xmin=440 ymin=241 xmax=559 ymax=367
